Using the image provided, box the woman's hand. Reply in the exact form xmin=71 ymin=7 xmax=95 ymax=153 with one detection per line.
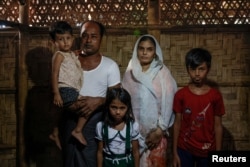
xmin=145 ymin=127 xmax=164 ymax=150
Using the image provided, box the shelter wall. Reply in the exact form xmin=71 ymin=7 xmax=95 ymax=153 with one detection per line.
xmin=0 ymin=28 xmax=249 ymax=167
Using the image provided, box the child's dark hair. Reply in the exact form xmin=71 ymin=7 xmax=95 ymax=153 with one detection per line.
xmin=185 ymin=48 xmax=212 ymax=70
xmin=103 ymin=87 xmax=134 ymax=126
xmin=49 ymin=21 xmax=73 ymax=41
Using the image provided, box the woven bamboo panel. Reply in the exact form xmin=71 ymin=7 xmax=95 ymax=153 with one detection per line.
xmin=0 ymin=148 xmax=16 ymax=167
xmin=99 ymin=32 xmax=250 ymax=86
xmin=0 ymin=33 xmax=17 ymax=167
xmin=0 ymin=94 xmax=16 ymax=146
xmin=100 ymin=35 xmax=138 ymax=75
xmin=0 ymin=58 xmax=15 ymax=88
xmin=100 ymin=32 xmax=250 ymax=151
xmin=218 ymin=87 xmax=250 ymax=149
xmin=0 ymin=34 xmax=16 ymax=151
xmin=0 ymin=34 xmax=17 ymax=89
xmin=0 ymin=0 xmax=249 ymax=27
xmin=160 ymin=33 xmax=250 ymax=86
xmin=160 ymin=0 xmax=250 ymax=26
xmin=0 ymin=29 xmax=250 ymax=166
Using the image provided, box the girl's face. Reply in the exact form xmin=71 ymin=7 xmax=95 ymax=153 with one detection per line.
xmin=137 ymin=39 xmax=156 ymax=67
xmin=109 ymin=98 xmax=128 ymax=124
xmin=54 ymin=32 xmax=74 ymax=52
xmin=187 ymin=62 xmax=209 ymax=86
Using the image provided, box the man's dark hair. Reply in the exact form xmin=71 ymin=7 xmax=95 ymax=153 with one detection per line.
xmin=80 ymin=20 xmax=106 ymax=38
xmin=49 ymin=21 xmax=73 ymax=41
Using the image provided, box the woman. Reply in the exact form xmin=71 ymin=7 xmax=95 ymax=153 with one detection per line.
xmin=122 ymin=34 xmax=177 ymax=167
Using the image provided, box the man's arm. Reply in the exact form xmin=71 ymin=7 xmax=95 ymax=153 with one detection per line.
xmin=82 ymin=83 xmax=121 ymax=116
xmin=67 ymin=96 xmax=104 ymax=116
xmin=67 ymin=83 xmax=121 ymax=116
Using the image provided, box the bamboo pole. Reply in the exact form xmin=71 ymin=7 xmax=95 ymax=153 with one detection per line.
xmin=148 ymin=0 xmax=160 ymax=40
xmin=248 ymin=89 xmax=250 ymax=143
xmin=17 ymin=1 xmax=29 ymax=167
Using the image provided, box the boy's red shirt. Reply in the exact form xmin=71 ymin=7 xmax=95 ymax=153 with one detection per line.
xmin=173 ymin=86 xmax=225 ymax=157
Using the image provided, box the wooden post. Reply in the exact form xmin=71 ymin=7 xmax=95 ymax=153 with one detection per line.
xmin=17 ymin=1 xmax=29 ymax=167
xmin=248 ymin=90 xmax=250 ymax=143
xmin=148 ymin=0 xmax=160 ymax=40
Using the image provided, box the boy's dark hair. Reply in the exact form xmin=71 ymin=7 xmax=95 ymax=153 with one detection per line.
xmin=185 ymin=48 xmax=212 ymax=70
xmin=103 ymin=87 xmax=134 ymax=126
xmin=80 ymin=20 xmax=106 ymax=38
xmin=49 ymin=21 xmax=73 ymax=41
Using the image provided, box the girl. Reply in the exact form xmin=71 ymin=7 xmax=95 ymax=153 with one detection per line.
xmin=96 ymin=88 xmax=140 ymax=167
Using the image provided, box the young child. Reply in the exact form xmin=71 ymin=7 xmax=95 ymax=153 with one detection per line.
xmin=49 ymin=21 xmax=87 ymax=149
xmin=96 ymin=88 xmax=140 ymax=167
xmin=172 ymin=48 xmax=225 ymax=167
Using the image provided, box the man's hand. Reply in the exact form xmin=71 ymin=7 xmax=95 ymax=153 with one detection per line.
xmin=67 ymin=96 xmax=105 ymax=117
xmin=78 ymin=96 xmax=105 ymax=117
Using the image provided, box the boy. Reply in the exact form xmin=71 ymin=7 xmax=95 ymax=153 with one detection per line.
xmin=172 ymin=48 xmax=225 ymax=167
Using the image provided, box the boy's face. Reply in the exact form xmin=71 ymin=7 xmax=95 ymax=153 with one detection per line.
xmin=54 ymin=32 xmax=74 ymax=52
xmin=187 ymin=62 xmax=209 ymax=86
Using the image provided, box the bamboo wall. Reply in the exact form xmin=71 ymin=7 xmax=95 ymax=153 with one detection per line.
xmin=0 ymin=27 xmax=250 ymax=167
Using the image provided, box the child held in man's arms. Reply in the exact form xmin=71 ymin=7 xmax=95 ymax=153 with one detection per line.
xmin=49 ymin=21 xmax=87 ymax=149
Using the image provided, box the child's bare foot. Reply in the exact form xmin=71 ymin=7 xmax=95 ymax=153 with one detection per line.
xmin=71 ymin=130 xmax=87 ymax=145
xmin=49 ymin=133 xmax=62 ymax=150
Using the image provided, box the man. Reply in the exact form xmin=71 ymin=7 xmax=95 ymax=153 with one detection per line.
xmin=60 ymin=20 xmax=121 ymax=167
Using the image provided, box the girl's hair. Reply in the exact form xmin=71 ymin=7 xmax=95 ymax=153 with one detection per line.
xmin=103 ymin=87 xmax=135 ymax=126
xmin=185 ymin=48 xmax=212 ymax=70
xmin=49 ymin=21 xmax=73 ymax=41
xmin=138 ymin=35 xmax=156 ymax=48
